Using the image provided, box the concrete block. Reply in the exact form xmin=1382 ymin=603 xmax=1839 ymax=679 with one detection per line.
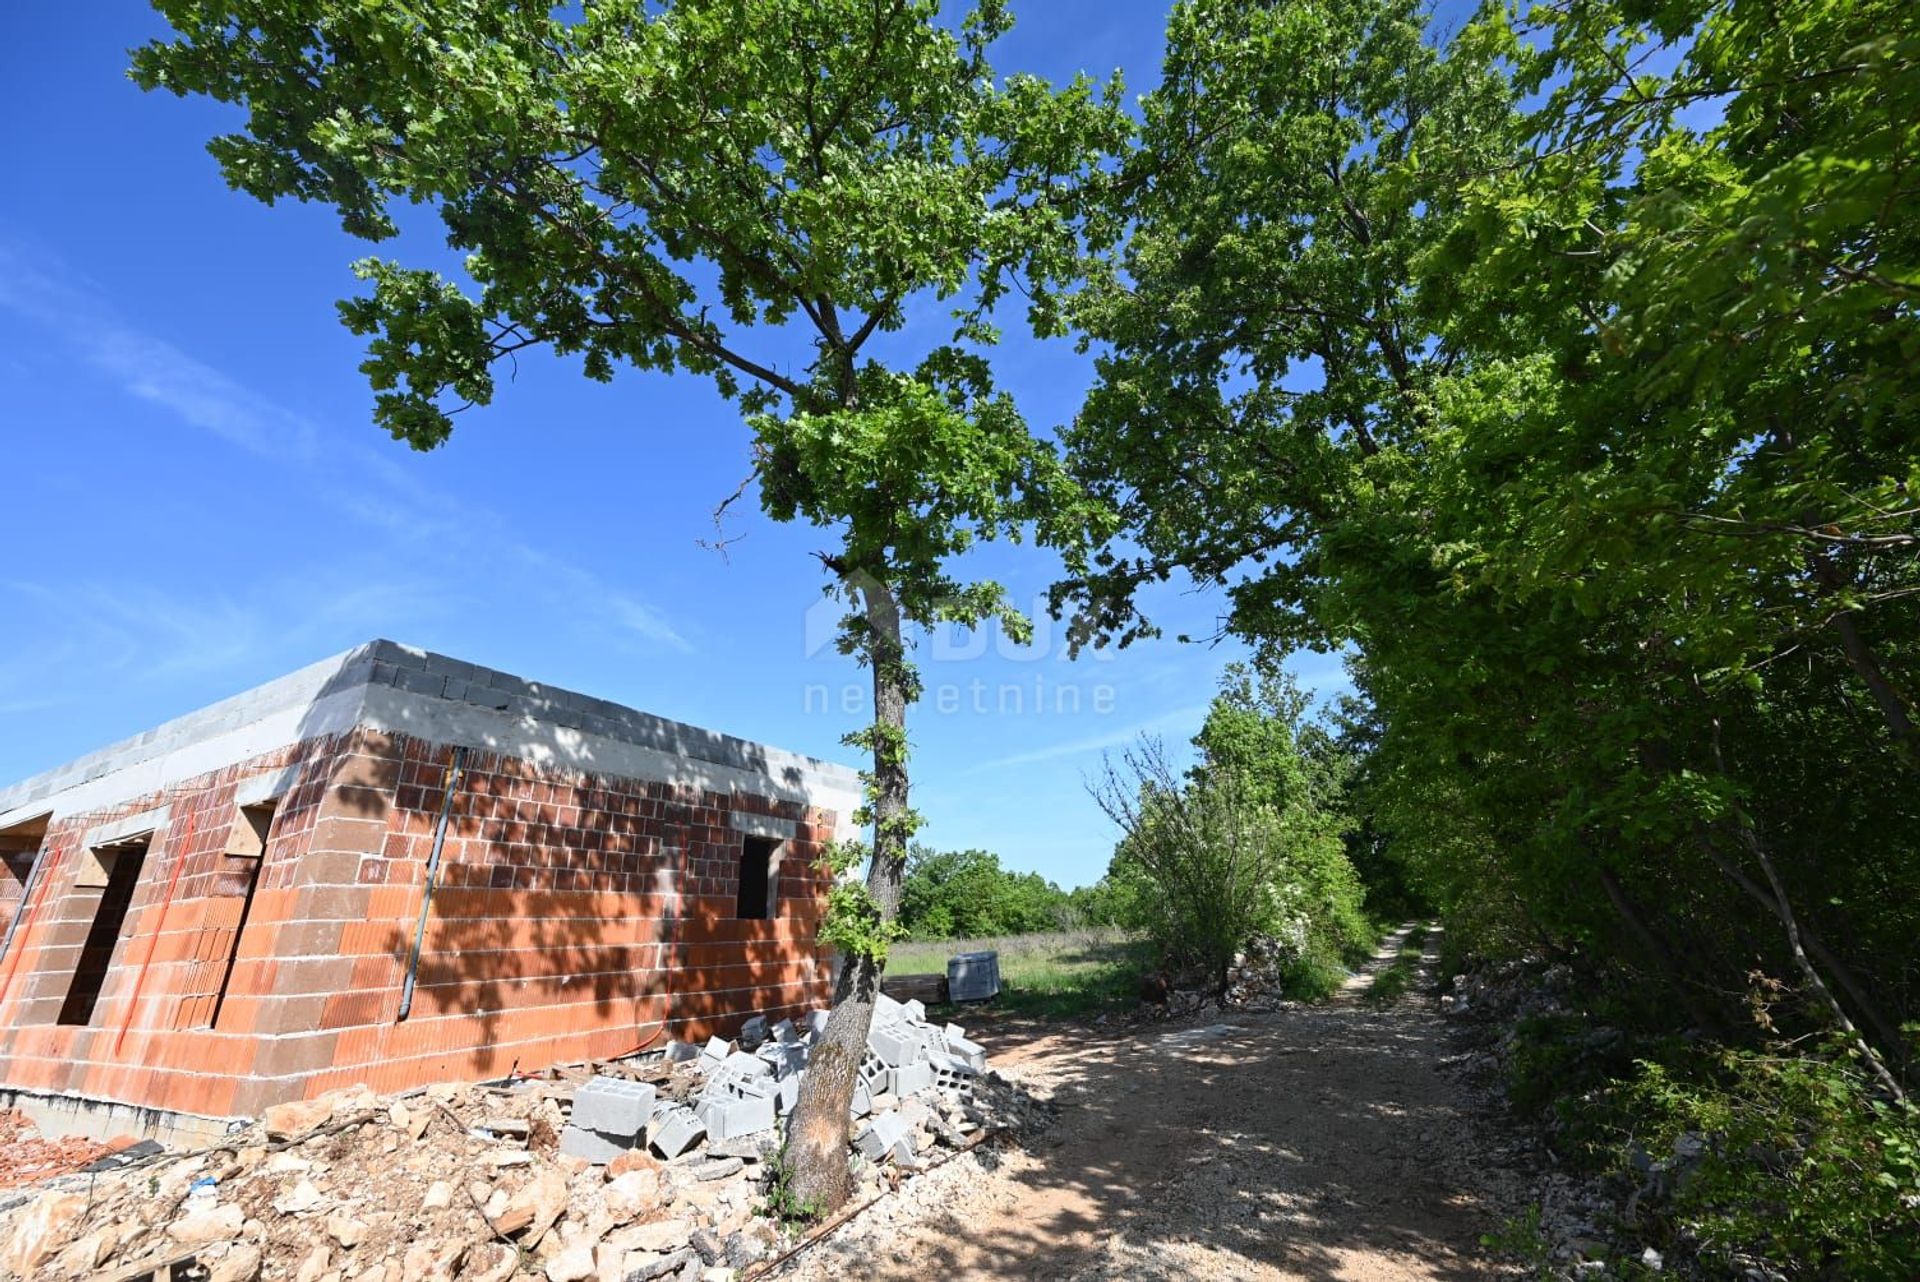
xmin=867 ymin=1023 xmax=917 ymax=1068
xmin=559 ymin=1124 xmax=638 ymax=1164
xmin=903 ymin=999 xmax=927 ymax=1022
xmin=756 ymin=1043 xmax=807 ymax=1079
xmin=928 ymin=1052 xmax=980 ymax=1097
xmin=720 ymin=1052 xmax=771 ymax=1080
xmin=912 ymin=1024 xmax=951 ymax=1061
xmin=695 ymin=1090 xmax=775 ymax=1141
xmin=700 ymin=1036 xmax=732 ymax=1067
xmin=850 ymin=1079 xmax=872 ymax=1120
xmin=738 ymin=1015 xmax=769 ymax=1050
xmin=390 ymin=666 xmax=447 ymax=697
xmin=891 ymin=1061 xmax=934 ymax=1097
xmin=873 ymin=993 xmax=907 ymax=1024
xmin=945 ymin=1033 xmax=987 ymax=1073
xmin=571 ymin=1077 xmax=656 ymax=1138
xmin=853 ymin=1112 xmax=911 ymax=1163
xmin=803 ymin=1010 xmax=830 ymax=1039
xmin=776 ymin=1076 xmax=800 ymax=1115
xmin=664 ymin=1040 xmax=701 ymax=1064
xmin=648 ymin=1105 xmax=706 ymax=1159
xmin=944 ymin=1022 xmax=968 ymax=1042
xmin=710 ymin=1072 xmax=778 ymax=1102
xmin=772 ymin=1019 xmax=799 ymax=1045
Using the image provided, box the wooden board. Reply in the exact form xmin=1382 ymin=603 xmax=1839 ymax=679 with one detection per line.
xmin=880 ymin=972 xmax=949 ymax=1005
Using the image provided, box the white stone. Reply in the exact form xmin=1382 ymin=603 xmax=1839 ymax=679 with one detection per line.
xmin=170 ymin=1203 xmax=246 ymax=1245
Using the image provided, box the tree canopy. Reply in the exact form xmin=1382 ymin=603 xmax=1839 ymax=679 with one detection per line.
xmin=134 ymin=0 xmax=1127 ymax=1214
xmin=1065 ymin=0 xmax=1919 ymax=1268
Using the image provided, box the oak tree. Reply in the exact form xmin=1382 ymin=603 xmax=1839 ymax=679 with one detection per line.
xmin=134 ymin=0 xmax=1122 ymax=1210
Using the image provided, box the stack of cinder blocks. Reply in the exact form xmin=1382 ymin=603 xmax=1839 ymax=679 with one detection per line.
xmin=866 ymin=994 xmax=986 ymax=1093
xmin=559 ymin=999 xmax=990 ymax=1166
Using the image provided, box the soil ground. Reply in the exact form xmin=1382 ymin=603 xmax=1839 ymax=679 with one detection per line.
xmin=788 ymin=925 xmax=1525 ymax=1281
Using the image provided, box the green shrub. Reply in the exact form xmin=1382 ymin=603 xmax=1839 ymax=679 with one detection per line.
xmin=1624 ymin=1044 xmax=1920 ymax=1280
xmin=1093 ymin=661 xmax=1374 ymax=996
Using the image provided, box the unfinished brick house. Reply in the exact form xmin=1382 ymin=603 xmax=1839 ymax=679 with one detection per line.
xmin=0 ymin=641 xmax=859 ymax=1143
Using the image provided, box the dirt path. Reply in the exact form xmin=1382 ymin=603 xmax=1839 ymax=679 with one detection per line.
xmin=788 ymin=925 xmax=1521 ymax=1281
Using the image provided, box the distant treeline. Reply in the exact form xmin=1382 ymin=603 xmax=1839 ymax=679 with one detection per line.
xmin=896 ymin=846 xmax=1124 ymax=940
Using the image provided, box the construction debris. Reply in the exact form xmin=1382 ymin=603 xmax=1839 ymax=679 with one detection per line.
xmin=0 ymin=1002 xmax=1052 ymax=1282
xmin=0 ymin=1112 xmax=116 ymax=1191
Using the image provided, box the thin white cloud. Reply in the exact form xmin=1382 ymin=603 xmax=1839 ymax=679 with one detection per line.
xmin=605 ymin=594 xmax=695 ymax=652
xmin=965 ymin=703 xmax=1209 ymax=774
xmin=0 ymin=245 xmax=692 ymax=659
xmin=0 ymin=249 xmax=317 ymax=462
xmin=87 ymin=328 xmax=321 ymax=462
xmin=0 ymin=573 xmax=455 ymax=695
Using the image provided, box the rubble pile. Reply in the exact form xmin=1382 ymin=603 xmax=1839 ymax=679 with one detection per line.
xmin=1438 ymin=960 xmax=1673 ymax=1276
xmin=1144 ymin=934 xmax=1312 ymax=1019
xmin=0 ymin=1112 xmax=115 ymax=1191
xmin=0 ymin=1001 xmax=1046 ymax=1282
xmin=1219 ymin=934 xmax=1305 ymax=1011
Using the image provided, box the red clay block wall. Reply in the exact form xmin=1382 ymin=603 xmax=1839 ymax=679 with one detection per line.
xmin=293 ymin=729 xmax=837 ymax=1105
xmin=0 ymin=725 xmax=838 ymax=1124
xmin=0 ymin=738 xmax=345 ymax=1122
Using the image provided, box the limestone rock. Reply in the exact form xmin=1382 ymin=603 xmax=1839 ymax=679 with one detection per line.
xmin=623 ymin=1248 xmax=695 ymax=1280
xmin=170 ymin=1203 xmax=247 ymax=1245
xmin=319 ymin=1083 xmax=379 ymax=1115
xmin=603 ymin=1168 xmax=661 ymax=1224
xmin=606 ymin=1147 xmax=659 ymax=1179
xmin=462 ymin=1242 xmax=518 ymax=1282
xmin=484 ymin=1148 xmax=534 ymax=1169
xmin=272 ymin=1178 xmax=328 ymax=1215
xmin=3 ymin=1190 xmax=86 ymax=1276
xmin=208 ymin=1242 xmax=264 ymax=1282
xmin=545 ymin=1240 xmax=598 ymax=1282
xmin=504 ymin=1168 xmax=569 ymax=1244
xmin=293 ymin=1243 xmax=332 ymax=1282
xmin=52 ymin=1227 xmax=116 ymax=1277
xmin=263 ymin=1097 xmax=335 ymax=1142
xmin=400 ymin=1238 xmax=466 ymax=1282
xmin=627 ymin=1218 xmax=694 ymax=1253
xmin=326 ymin=1214 xmax=369 ymax=1248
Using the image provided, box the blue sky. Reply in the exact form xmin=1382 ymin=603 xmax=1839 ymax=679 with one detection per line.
xmin=0 ymin=1 xmax=1360 ymax=889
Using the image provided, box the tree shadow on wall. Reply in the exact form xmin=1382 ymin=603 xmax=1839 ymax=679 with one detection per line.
xmin=297 ymin=665 xmax=828 ymax=1083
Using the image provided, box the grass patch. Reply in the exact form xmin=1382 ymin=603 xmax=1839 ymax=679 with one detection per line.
xmin=1276 ymin=954 xmax=1350 ymax=1001
xmin=889 ymin=928 xmax=1150 ymax=1020
xmin=1363 ymin=925 xmax=1430 ymax=1006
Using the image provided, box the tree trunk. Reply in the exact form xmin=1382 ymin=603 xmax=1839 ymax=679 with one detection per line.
xmin=1597 ymin=866 xmax=1724 ymax=1036
xmin=1729 ymin=819 xmax=1907 ymax=1102
xmin=1692 ymin=827 xmax=1908 ymax=1078
xmin=1809 ymin=550 xmax=1917 ymax=762
xmin=782 ymin=577 xmax=912 ymax=1214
